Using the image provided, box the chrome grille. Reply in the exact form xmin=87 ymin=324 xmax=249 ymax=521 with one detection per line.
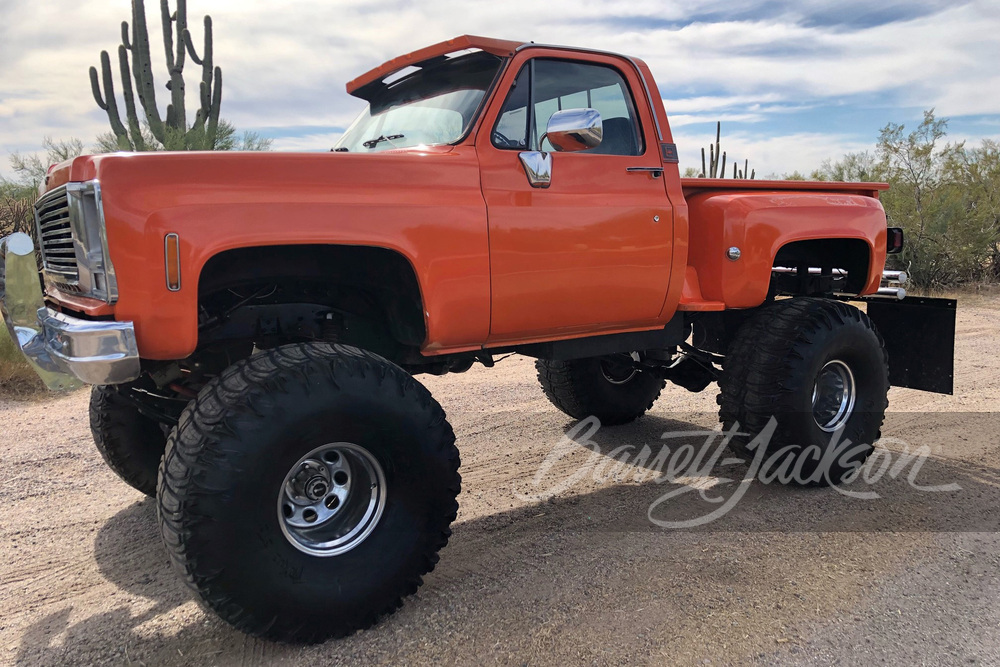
xmin=33 ymin=185 xmax=79 ymax=286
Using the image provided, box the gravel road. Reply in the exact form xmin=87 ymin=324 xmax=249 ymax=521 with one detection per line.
xmin=2 ymin=298 xmax=998 ymax=666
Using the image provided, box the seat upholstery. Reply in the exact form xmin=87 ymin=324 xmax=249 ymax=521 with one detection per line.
xmin=587 ymin=117 xmax=639 ymax=156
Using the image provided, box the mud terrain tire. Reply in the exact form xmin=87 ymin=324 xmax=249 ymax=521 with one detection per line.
xmin=157 ymin=343 xmax=460 ymax=643
xmin=90 ymin=384 xmax=168 ymax=497
xmin=536 ymin=355 xmax=665 ymax=425
xmin=718 ymin=297 xmax=889 ymax=486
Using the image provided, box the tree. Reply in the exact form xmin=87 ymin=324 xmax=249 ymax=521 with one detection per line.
xmin=8 ymin=137 xmax=85 ymax=190
xmin=94 ymin=119 xmax=272 ymax=153
xmin=812 ymin=150 xmax=885 ymax=183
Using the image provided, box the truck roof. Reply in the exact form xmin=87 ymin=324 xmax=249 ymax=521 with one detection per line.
xmin=346 ymin=35 xmax=526 ymax=96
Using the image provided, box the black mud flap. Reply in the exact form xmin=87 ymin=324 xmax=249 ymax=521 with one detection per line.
xmin=865 ymin=296 xmax=956 ymax=394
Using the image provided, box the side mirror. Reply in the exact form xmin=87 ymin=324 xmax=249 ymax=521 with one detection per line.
xmin=542 ymin=108 xmax=603 ymax=152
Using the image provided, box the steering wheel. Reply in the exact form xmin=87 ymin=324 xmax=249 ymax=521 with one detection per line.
xmin=492 ymin=129 xmax=523 ymax=149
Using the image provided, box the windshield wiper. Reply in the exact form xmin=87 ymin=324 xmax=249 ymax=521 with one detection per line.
xmin=362 ymin=134 xmax=404 ymax=149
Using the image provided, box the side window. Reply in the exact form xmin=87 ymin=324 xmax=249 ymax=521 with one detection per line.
xmin=491 ymin=59 xmax=644 ymax=156
xmin=491 ymin=66 xmax=530 ymax=149
xmin=533 ymin=59 xmax=642 ymax=156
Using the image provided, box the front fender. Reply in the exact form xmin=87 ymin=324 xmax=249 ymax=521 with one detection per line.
xmin=67 ymin=148 xmax=490 ymax=360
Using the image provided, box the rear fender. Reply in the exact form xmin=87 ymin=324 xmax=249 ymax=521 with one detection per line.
xmin=684 ymin=190 xmax=887 ymax=308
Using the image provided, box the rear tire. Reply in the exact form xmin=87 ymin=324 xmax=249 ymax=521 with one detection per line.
xmin=718 ymin=298 xmax=889 ymax=486
xmin=90 ymin=384 xmax=168 ymax=497
xmin=157 ymin=343 xmax=460 ymax=643
xmin=536 ymin=355 xmax=665 ymax=425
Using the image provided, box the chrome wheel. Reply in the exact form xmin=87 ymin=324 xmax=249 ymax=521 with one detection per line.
xmin=600 ymin=352 xmax=640 ymax=385
xmin=811 ymin=360 xmax=856 ymax=432
xmin=277 ymin=442 xmax=387 ymax=557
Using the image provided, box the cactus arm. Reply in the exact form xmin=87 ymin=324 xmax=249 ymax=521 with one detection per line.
xmin=720 ymin=151 xmax=726 ymax=179
xmin=117 ymin=45 xmax=146 ymax=151
xmin=90 ymin=51 xmax=132 ymax=151
xmin=89 ymin=66 xmax=108 ymax=111
xmin=121 ymin=21 xmax=132 ymax=50
xmin=184 ymin=14 xmax=214 ymax=141
xmin=161 ymin=0 xmax=187 ymax=130
xmin=205 ymin=66 xmax=222 ymax=148
xmin=131 ymin=0 xmax=166 ymax=144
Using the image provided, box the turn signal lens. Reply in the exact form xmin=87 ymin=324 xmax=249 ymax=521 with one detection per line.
xmin=164 ymin=233 xmax=181 ymax=291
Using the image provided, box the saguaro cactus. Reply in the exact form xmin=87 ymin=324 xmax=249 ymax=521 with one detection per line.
xmin=90 ymin=0 xmax=222 ymax=151
xmin=698 ymin=122 xmax=754 ymax=179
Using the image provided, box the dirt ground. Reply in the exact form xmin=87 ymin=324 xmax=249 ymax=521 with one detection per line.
xmin=2 ymin=298 xmax=999 ymax=666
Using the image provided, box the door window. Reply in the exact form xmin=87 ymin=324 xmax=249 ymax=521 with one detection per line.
xmin=491 ymin=58 xmax=643 ymax=156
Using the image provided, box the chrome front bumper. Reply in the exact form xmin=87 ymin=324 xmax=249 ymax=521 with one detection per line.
xmin=0 ymin=233 xmax=140 ymax=390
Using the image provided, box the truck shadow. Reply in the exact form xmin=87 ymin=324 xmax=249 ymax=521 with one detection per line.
xmin=14 ymin=412 xmax=1000 ymax=665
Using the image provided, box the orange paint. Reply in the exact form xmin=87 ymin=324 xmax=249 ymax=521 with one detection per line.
xmin=39 ymin=37 xmax=890 ymax=362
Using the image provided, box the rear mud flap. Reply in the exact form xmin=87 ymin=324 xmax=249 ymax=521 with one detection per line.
xmin=865 ymin=296 xmax=956 ymax=394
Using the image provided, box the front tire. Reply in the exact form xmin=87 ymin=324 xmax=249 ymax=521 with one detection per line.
xmin=157 ymin=343 xmax=460 ymax=643
xmin=536 ymin=355 xmax=665 ymax=425
xmin=90 ymin=384 xmax=169 ymax=497
xmin=718 ymin=298 xmax=889 ymax=486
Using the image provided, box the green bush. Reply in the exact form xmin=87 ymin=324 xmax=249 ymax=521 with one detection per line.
xmin=815 ymin=111 xmax=1000 ymax=288
xmin=0 ymin=324 xmax=44 ymax=398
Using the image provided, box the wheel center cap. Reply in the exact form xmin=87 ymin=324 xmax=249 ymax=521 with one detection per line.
xmin=305 ymin=476 xmax=329 ymax=501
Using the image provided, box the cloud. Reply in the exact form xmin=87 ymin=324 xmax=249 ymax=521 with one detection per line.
xmin=671 ymin=128 xmax=874 ymax=177
xmin=1 ymin=0 xmax=998 ymax=182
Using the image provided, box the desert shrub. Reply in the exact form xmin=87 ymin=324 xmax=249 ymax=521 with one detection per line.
xmin=816 ymin=111 xmax=999 ymax=288
xmin=0 ymin=325 xmax=44 ymax=398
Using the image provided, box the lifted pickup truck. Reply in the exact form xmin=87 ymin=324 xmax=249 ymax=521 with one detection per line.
xmin=1 ymin=35 xmax=956 ymax=642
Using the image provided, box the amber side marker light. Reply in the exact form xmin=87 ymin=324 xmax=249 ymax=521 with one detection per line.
xmin=165 ymin=233 xmax=181 ymax=291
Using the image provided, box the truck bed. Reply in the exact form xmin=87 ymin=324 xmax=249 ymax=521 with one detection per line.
xmin=680 ymin=178 xmax=889 ymax=200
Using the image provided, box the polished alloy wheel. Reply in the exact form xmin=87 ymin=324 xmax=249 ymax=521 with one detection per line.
xmin=277 ymin=442 xmax=387 ymax=557
xmin=811 ymin=359 xmax=856 ymax=432
xmin=600 ymin=352 xmax=640 ymax=385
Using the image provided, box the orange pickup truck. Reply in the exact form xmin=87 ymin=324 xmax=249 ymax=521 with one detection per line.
xmin=1 ymin=35 xmax=956 ymax=642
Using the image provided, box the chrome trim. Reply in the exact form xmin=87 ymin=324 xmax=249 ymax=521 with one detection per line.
xmin=514 ymin=43 xmax=664 ymax=141
xmin=875 ymin=287 xmax=907 ymax=300
xmin=93 ymin=182 xmax=119 ymax=302
xmin=518 ymin=151 xmax=552 ymax=188
xmin=772 ymin=266 xmax=848 ymax=276
xmin=626 ymin=166 xmax=664 ymax=178
xmin=542 ymin=108 xmax=603 ymax=152
xmin=33 ymin=180 xmax=118 ymax=303
xmin=812 ymin=359 xmax=856 ymax=432
xmin=278 ymin=442 xmax=388 ymax=557
xmin=1 ymin=232 xmax=139 ymax=389
xmin=164 ymin=233 xmax=181 ymax=291
xmin=882 ymin=270 xmax=908 ymax=285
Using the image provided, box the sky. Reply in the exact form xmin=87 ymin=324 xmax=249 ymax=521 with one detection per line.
xmin=2 ymin=0 xmax=999 ymax=180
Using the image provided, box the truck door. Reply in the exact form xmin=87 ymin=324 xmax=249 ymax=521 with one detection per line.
xmin=477 ymin=55 xmax=673 ymax=344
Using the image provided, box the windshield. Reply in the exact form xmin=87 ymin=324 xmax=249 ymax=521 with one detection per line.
xmin=335 ymin=51 xmax=503 ymax=153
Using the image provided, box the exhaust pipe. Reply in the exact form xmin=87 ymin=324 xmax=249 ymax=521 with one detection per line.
xmin=882 ymin=270 xmax=908 ymax=284
xmin=875 ymin=286 xmax=907 ymax=300
xmin=770 ymin=266 xmax=907 ymax=299
xmin=877 ymin=269 xmax=907 ymax=299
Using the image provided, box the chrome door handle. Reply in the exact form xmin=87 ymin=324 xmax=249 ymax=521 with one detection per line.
xmin=626 ymin=166 xmax=663 ymax=178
